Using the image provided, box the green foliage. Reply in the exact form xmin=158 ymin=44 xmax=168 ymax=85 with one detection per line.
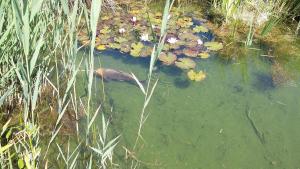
xmin=204 ymin=42 xmax=223 ymax=51
xmin=175 ymin=58 xmax=196 ymax=69
xmin=193 ymin=25 xmax=209 ymax=33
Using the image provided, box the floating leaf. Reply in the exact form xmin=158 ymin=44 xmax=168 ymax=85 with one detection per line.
xmin=183 ymin=48 xmax=199 ymax=57
xmin=108 ymin=43 xmax=121 ymax=49
xmin=120 ymin=44 xmax=131 ymax=53
xmin=198 ymin=52 xmax=210 ymax=59
xmin=114 ymin=37 xmax=128 ymax=43
xmin=100 ymin=26 xmax=111 ymax=34
xmin=187 ymin=70 xmax=206 ymax=82
xmin=176 ymin=17 xmax=193 ymax=28
xmin=96 ymin=44 xmax=106 ymax=50
xmin=140 ymin=46 xmax=153 ymax=57
xmin=175 ymin=58 xmax=196 ymax=69
xmin=204 ymin=42 xmax=223 ymax=51
xmin=178 ymin=32 xmax=198 ymax=41
xmin=193 ymin=25 xmax=209 ymax=33
xmin=130 ymin=42 xmax=144 ymax=57
xmin=158 ymin=52 xmax=177 ymax=65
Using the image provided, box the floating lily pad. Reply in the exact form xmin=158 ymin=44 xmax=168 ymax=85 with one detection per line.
xmin=140 ymin=46 xmax=153 ymax=57
xmin=114 ymin=37 xmax=128 ymax=43
xmin=130 ymin=42 xmax=144 ymax=57
xmin=120 ymin=43 xmax=131 ymax=53
xmin=100 ymin=26 xmax=111 ymax=34
xmin=198 ymin=52 xmax=210 ymax=59
xmin=178 ymin=32 xmax=198 ymax=41
xmin=108 ymin=43 xmax=121 ymax=49
xmin=193 ymin=25 xmax=209 ymax=33
xmin=158 ymin=52 xmax=177 ymax=65
xmin=204 ymin=42 xmax=223 ymax=51
xmin=187 ymin=70 xmax=206 ymax=82
xmin=175 ymin=58 xmax=196 ymax=69
xmin=96 ymin=45 xmax=106 ymax=51
xmin=183 ymin=48 xmax=199 ymax=57
xmin=176 ymin=17 xmax=193 ymax=28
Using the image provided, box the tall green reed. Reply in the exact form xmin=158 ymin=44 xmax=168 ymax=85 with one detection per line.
xmin=0 ymin=0 xmax=119 ymax=168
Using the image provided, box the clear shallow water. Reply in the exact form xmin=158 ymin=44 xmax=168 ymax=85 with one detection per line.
xmin=77 ymin=48 xmax=300 ymax=169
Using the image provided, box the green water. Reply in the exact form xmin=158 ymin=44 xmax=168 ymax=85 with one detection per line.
xmin=77 ymin=48 xmax=300 ymax=169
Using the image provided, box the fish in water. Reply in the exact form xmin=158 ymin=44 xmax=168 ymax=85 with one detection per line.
xmin=94 ymin=68 xmax=143 ymax=85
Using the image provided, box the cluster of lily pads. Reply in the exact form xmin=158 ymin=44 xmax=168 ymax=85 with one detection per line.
xmin=78 ymin=3 xmax=223 ymax=82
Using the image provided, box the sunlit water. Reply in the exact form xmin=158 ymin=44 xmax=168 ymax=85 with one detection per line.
xmin=76 ymin=46 xmax=300 ymax=168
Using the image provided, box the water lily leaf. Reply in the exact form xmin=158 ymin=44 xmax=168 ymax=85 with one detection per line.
xmin=193 ymin=25 xmax=209 ymax=33
xmin=140 ymin=46 xmax=153 ymax=57
xmin=96 ymin=44 xmax=106 ymax=51
xmin=130 ymin=42 xmax=144 ymax=57
xmin=198 ymin=52 xmax=210 ymax=59
xmin=120 ymin=43 xmax=131 ymax=53
xmin=204 ymin=42 xmax=223 ymax=51
xmin=108 ymin=43 xmax=121 ymax=49
xmin=169 ymin=43 xmax=181 ymax=50
xmin=183 ymin=48 xmax=199 ymax=57
xmin=187 ymin=70 xmax=206 ymax=81
xmin=101 ymin=15 xmax=110 ymax=21
xmin=175 ymin=58 xmax=196 ymax=69
xmin=159 ymin=52 xmax=177 ymax=65
xmin=114 ymin=37 xmax=128 ymax=43
xmin=178 ymin=32 xmax=198 ymax=41
xmin=100 ymin=26 xmax=111 ymax=34
xmin=176 ymin=17 xmax=193 ymax=28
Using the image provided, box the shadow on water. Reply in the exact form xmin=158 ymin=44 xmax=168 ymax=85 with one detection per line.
xmin=252 ymin=72 xmax=275 ymax=91
xmin=173 ymin=77 xmax=191 ymax=89
xmin=158 ymin=64 xmax=183 ymax=76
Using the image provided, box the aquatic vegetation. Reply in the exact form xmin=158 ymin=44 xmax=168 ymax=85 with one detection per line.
xmin=167 ymin=37 xmax=179 ymax=44
xmin=140 ymin=33 xmax=150 ymax=41
xmin=158 ymin=52 xmax=177 ymax=65
xmin=176 ymin=17 xmax=194 ymax=28
xmin=130 ymin=42 xmax=144 ymax=57
xmin=197 ymin=39 xmax=204 ymax=45
xmin=204 ymin=41 xmax=224 ymax=51
xmin=119 ymin=28 xmax=126 ymax=34
xmin=187 ymin=70 xmax=207 ymax=81
xmin=175 ymin=58 xmax=196 ymax=69
xmin=96 ymin=44 xmax=107 ymax=50
xmin=193 ymin=25 xmax=209 ymax=33
xmin=198 ymin=52 xmax=210 ymax=59
xmin=183 ymin=48 xmax=200 ymax=57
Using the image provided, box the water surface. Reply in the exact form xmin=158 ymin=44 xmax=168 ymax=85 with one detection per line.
xmin=77 ymin=47 xmax=300 ymax=169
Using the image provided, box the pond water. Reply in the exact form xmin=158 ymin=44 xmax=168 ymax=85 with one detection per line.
xmin=75 ymin=43 xmax=300 ymax=169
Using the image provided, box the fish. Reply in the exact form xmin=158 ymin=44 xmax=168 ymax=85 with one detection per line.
xmin=94 ymin=68 xmax=143 ymax=85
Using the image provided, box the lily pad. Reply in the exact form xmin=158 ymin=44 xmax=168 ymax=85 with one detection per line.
xmin=183 ymin=48 xmax=199 ymax=57
xmin=114 ymin=37 xmax=128 ymax=43
xmin=175 ymin=58 xmax=196 ymax=69
xmin=193 ymin=25 xmax=209 ymax=33
xmin=100 ymin=26 xmax=111 ymax=34
xmin=120 ymin=43 xmax=131 ymax=53
xmin=204 ymin=42 xmax=223 ymax=51
xmin=96 ymin=45 xmax=106 ymax=51
xmin=178 ymin=32 xmax=198 ymax=41
xmin=158 ymin=52 xmax=177 ymax=65
xmin=198 ymin=52 xmax=210 ymax=59
xmin=130 ymin=42 xmax=144 ymax=57
xmin=140 ymin=46 xmax=153 ymax=57
xmin=176 ymin=17 xmax=193 ymax=28
xmin=187 ymin=70 xmax=206 ymax=82
xmin=108 ymin=43 xmax=121 ymax=49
